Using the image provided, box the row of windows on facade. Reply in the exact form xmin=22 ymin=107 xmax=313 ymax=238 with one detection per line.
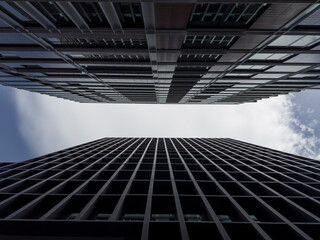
xmin=1 ymin=192 xmax=317 ymax=224
xmin=0 ymin=2 xmax=269 ymax=28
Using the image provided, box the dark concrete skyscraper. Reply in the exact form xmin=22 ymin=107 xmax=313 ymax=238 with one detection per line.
xmin=0 ymin=1 xmax=320 ymax=104
xmin=0 ymin=137 xmax=319 ymax=239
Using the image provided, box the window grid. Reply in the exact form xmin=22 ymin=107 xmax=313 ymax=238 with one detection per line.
xmin=0 ymin=137 xmax=319 ymax=239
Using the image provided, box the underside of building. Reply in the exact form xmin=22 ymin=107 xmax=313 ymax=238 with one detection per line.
xmin=0 ymin=1 xmax=320 ymax=104
xmin=0 ymin=138 xmax=319 ymax=239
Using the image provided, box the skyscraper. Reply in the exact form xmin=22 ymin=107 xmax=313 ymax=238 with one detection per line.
xmin=0 ymin=1 xmax=320 ymax=104
xmin=0 ymin=137 xmax=319 ymax=239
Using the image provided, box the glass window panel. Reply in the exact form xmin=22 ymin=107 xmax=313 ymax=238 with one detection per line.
xmin=72 ymin=2 xmax=110 ymax=28
xmin=69 ymin=54 xmax=85 ymax=58
xmin=253 ymin=74 xmax=286 ymax=79
xmin=25 ymin=73 xmax=46 ymax=77
xmin=291 ymin=36 xmax=320 ymax=47
xmin=0 ymin=33 xmax=36 ymax=44
xmin=268 ymin=54 xmax=292 ymax=60
xmin=236 ymin=65 xmax=268 ymax=70
xmin=269 ymin=35 xmax=320 ymax=47
xmin=2 ymin=63 xmax=74 ymax=69
xmin=250 ymin=53 xmax=291 ymax=61
xmin=32 ymin=2 xmax=75 ymax=27
xmin=233 ymin=84 xmax=258 ymax=88
xmin=299 ymin=8 xmax=320 ymax=26
xmin=1 ymin=51 xmax=60 ymax=59
xmin=269 ymin=35 xmax=301 ymax=47
xmin=286 ymin=54 xmax=320 ymax=63
xmin=189 ymin=3 xmax=268 ymax=28
xmin=0 ymin=77 xmax=26 ymax=81
xmin=0 ymin=72 xmax=11 ymax=76
xmin=292 ymin=74 xmax=320 ymax=78
xmin=225 ymin=73 xmax=253 ymax=77
xmin=249 ymin=53 xmax=272 ymax=60
xmin=266 ymin=66 xmax=308 ymax=72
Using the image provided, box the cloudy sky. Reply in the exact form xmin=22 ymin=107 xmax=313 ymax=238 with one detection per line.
xmin=1 ymin=84 xmax=320 ymax=162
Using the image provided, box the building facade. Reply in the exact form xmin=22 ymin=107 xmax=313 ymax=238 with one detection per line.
xmin=0 ymin=137 xmax=319 ymax=239
xmin=0 ymin=1 xmax=320 ymax=104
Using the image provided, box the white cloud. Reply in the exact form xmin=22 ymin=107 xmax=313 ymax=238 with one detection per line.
xmin=13 ymin=89 xmax=320 ymax=159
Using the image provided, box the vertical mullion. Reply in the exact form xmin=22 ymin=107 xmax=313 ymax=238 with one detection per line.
xmin=224 ymin=138 xmax=320 ymax=170
xmin=141 ymin=138 xmax=158 ymax=240
xmin=203 ymin=138 xmax=320 ymax=221
xmin=216 ymin=138 xmax=320 ymax=188
xmin=75 ymin=138 xmax=146 ymax=220
xmin=39 ymin=137 xmax=138 ymax=220
xmin=180 ymin=138 xmax=273 ymax=240
xmin=163 ymin=138 xmax=189 ymax=240
xmin=189 ymin=138 xmax=313 ymax=240
xmin=169 ymin=138 xmax=231 ymax=240
xmin=0 ymin=137 xmax=125 ymax=213
xmin=6 ymin=138 xmax=134 ymax=220
xmin=0 ymin=137 xmax=113 ymax=175
xmin=221 ymin=138 xmax=320 ymax=179
xmin=224 ymin=138 xmax=316 ymax=167
xmin=0 ymin=138 xmax=122 ymax=192
xmin=108 ymin=138 xmax=153 ymax=220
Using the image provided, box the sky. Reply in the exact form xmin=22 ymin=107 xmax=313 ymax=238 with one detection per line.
xmin=1 ymin=85 xmax=320 ymax=162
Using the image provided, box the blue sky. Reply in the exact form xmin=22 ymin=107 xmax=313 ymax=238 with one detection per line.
xmin=1 ymin=84 xmax=320 ymax=162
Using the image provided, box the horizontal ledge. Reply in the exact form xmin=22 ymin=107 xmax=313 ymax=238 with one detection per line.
xmin=2 ymin=28 xmax=320 ymax=37
xmin=0 ymin=58 xmax=318 ymax=67
xmin=1 ymin=46 xmax=320 ymax=54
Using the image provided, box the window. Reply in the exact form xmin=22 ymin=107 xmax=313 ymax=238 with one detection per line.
xmin=189 ymin=3 xmax=268 ymax=27
xmin=88 ymin=196 xmax=120 ymax=220
xmin=70 ymin=54 xmax=149 ymax=61
xmin=47 ymin=37 xmax=147 ymax=48
xmin=178 ymin=54 xmax=221 ymax=62
xmin=32 ymin=2 xmax=75 ymax=27
xmin=151 ymin=196 xmax=177 ymax=221
xmin=120 ymin=196 xmax=147 ymax=221
xmin=0 ymin=72 xmax=11 ymax=76
xmin=253 ymin=74 xmax=285 ymax=79
xmin=266 ymin=66 xmax=307 ymax=72
xmin=269 ymin=35 xmax=320 ymax=48
xmin=115 ymin=3 xmax=144 ymax=28
xmin=72 ymin=2 xmax=109 ymax=28
xmin=182 ymin=35 xmax=237 ymax=48
xmin=299 ymin=8 xmax=320 ymax=26
xmin=292 ymin=74 xmax=320 ymax=78
xmin=235 ymin=65 xmax=268 ymax=70
xmin=249 ymin=215 xmax=259 ymax=222
xmin=217 ymin=214 xmax=231 ymax=222
xmin=151 ymin=214 xmax=176 ymax=221
xmin=249 ymin=53 xmax=292 ymax=61
xmin=184 ymin=214 xmax=203 ymax=222
xmin=122 ymin=213 xmax=144 ymax=221
xmin=225 ymin=73 xmax=253 ymax=77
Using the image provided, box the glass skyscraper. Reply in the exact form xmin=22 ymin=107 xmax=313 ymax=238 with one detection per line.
xmin=0 ymin=1 xmax=320 ymax=104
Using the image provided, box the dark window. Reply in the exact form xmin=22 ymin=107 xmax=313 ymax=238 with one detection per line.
xmin=189 ymin=3 xmax=268 ymax=28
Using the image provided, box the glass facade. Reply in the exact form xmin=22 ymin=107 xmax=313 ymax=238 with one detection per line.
xmin=0 ymin=1 xmax=319 ymax=104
